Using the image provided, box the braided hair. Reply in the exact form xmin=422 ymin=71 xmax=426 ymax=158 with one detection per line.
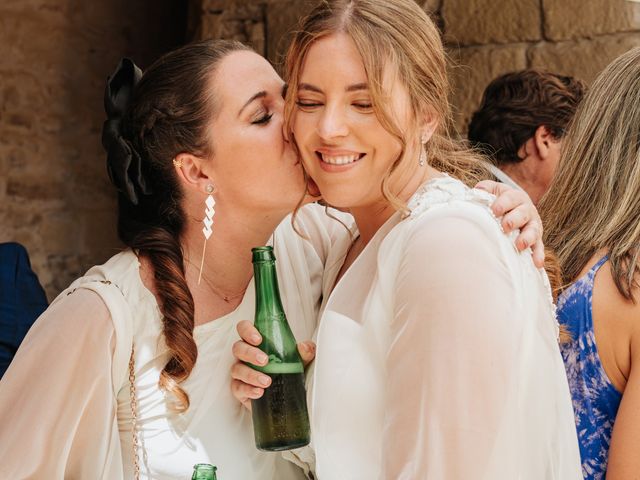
xmin=102 ymin=40 xmax=251 ymax=411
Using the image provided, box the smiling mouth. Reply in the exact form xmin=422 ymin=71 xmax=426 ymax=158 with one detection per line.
xmin=316 ymin=152 xmax=365 ymax=165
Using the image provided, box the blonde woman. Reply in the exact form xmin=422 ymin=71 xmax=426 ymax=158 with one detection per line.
xmin=540 ymin=47 xmax=640 ymax=480
xmin=232 ymin=0 xmax=581 ymax=478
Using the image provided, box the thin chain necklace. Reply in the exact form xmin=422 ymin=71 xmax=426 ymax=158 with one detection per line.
xmin=185 ymin=258 xmax=250 ymax=303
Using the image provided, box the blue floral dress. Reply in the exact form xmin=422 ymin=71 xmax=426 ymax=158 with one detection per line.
xmin=557 ymin=256 xmax=623 ymax=479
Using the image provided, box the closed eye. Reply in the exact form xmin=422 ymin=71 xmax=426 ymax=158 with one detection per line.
xmin=251 ymin=111 xmax=273 ymax=125
xmin=296 ymin=100 xmax=323 ymax=110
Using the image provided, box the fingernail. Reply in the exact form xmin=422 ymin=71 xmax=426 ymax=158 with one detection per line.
xmin=257 ymin=352 xmax=268 ymax=365
xmin=259 ymin=375 xmax=271 ymax=386
xmin=253 ymin=388 xmax=263 ymax=398
xmin=251 ymin=334 xmax=262 ymax=344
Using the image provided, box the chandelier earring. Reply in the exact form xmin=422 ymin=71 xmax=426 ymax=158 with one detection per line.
xmin=418 ymin=134 xmax=428 ymax=167
xmin=198 ymin=183 xmax=216 ymax=285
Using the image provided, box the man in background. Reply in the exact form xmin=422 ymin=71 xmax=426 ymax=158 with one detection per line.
xmin=468 ymin=70 xmax=585 ymax=204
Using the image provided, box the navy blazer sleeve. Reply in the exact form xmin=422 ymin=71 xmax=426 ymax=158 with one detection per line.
xmin=0 ymin=243 xmax=48 ymax=378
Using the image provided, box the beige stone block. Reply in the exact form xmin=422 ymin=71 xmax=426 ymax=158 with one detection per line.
xmin=199 ymin=0 xmax=228 ymax=11
xmin=250 ymin=21 xmax=266 ymax=57
xmin=442 ymin=0 xmax=541 ymax=46
xmin=193 ymin=13 xmax=225 ymax=40
xmin=81 ymin=209 xmax=121 ymax=258
xmin=265 ymin=0 xmax=316 ymax=67
xmin=528 ymin=33 xmax=640 ymax=83
xmin=6 ymin=175 xmax=66 ymax=202
xmin=4 ymin=203 xmax=43 ymax=229
xmin=38 ymin=214 xmax=82 ymax=254
xmin=422 ymin=0 xmax=443 ymax=12
xmin=543 ymin=0 xmax=640 ymax=41
xmin=45 ymin=253 xmax=85 ymax=298
xmin=448 ymin=44 xmax=528 ymax=132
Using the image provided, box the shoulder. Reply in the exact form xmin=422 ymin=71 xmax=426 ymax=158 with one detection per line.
xmin=377 ymin=177 xmax=526 ymax=289
xmin=35 ymin=287 xmax=114 ymax=344
xmin=402 ymin=176 xmax=510 ymax=252
xmin=593 ymin=261 xmax=640 ymax=352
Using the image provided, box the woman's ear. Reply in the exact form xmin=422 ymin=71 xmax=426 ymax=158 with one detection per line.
xmin=173 ymin=152 xmax=215 ymax=194
xmin=419 ymin=110 xmax=439 ymax=143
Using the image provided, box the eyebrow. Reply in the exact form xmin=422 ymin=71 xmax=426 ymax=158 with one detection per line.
xmin=238 ymin=91 xmax=267 ymax=117
xmin=298 ymin=82 xmax=369 ymax=93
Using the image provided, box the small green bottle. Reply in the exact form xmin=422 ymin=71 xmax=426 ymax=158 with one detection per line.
xmin=191 ymin=463 xmax=217 ymax=480
xmin=249 ymin=246 xmax=311 ymax=451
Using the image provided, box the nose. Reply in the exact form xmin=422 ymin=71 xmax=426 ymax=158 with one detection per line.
xmin=316 ymin=104 xmax=349 ymax=140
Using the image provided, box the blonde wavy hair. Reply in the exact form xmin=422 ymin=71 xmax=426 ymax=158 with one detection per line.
xmin=284 ymin=0 xmax=489 ymax=216
xmin=540 ymin=47 xmax=640 ymax=301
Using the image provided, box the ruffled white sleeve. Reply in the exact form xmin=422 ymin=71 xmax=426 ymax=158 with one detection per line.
xmin=0 ymin=289 xmax=122 ymax=479
xmin=382 ymin=207 xmax=523 ymax=479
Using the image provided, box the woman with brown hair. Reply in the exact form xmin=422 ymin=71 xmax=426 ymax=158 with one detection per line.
xmin=540 ymin=47 xmax=640 ymax=480
xmin=0 ymin=38 xmax=539 ymax=479
xmin=233 ymin=0 xmax=581 ymax=478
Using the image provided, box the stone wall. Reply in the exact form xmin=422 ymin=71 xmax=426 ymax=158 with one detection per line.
xmin=192 ymin=0 xmax=640 ymax=130
xmin=444 ymin=0 xmax=640 ymax=130
xmin=0 ymin=0 xmax=186 ymax=299
xmin=2 ymin=0 xmax=639 ymax=299
xmin=188 ymin=0 xmax=316 ymax=68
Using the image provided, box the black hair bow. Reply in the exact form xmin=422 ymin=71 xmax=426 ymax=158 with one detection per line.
xmin=101 ymin=58 xmax=152 ymax=205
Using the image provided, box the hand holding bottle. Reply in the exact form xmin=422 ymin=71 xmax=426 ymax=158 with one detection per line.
xmin=231 ymin=320 xmax=316 ymax=411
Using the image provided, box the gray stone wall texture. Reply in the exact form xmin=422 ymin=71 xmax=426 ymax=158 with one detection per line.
xmin=2 ymin=0 xmax=639 ymax=299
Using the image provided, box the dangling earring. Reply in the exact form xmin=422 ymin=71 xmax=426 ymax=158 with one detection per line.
xmin=198 ymin=183 xmax=216 ymax=285
xmin=418 ymin=134 xmax=428 ymax=167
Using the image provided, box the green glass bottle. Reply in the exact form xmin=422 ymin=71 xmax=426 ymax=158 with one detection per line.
xmin=249 ymin=246 xmax=311 ymax=451
xmin=191 ymin=463 xmax=217 ymax=480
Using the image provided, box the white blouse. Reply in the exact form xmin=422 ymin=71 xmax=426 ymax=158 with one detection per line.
xmin=308 ymin=177 xmax=582 ymax=480
xmin=0 ymin=203 xmax=350 ymax=480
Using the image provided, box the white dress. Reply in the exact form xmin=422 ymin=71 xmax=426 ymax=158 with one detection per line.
xmin=308 ymin=177 xmax=582 ymax=480
xmin=0 ymin=204 xmax=350 ymax=480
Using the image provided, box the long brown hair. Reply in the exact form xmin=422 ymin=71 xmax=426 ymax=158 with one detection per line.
xmin=114 ymin=40 xmax=250 ymax=411
xmin=284 ymin=0 xmax=488 ymax=216
xmin=540 ymin=47 xmax=640 ymax=301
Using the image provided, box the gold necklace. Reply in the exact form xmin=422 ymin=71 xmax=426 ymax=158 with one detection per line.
xmin=185 ymin=259 xmax=250 ymax=303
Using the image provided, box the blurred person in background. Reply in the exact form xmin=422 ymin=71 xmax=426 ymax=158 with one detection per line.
xmin=468 ymin=70 xmax=585 ymax=204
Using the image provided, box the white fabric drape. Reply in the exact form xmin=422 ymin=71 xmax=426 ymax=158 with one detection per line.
xmin=0 ymin=204 xmax=350 ymax=480
xmin=308 ymin=177 xmax=582 ymax=480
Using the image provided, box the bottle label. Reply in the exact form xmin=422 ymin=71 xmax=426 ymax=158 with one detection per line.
xmin=253 ymin=358 xmax=304 ymax=374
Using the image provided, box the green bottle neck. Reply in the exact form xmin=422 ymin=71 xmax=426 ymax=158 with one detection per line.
xmin=253 ymin=260 xmax=285 ymax=321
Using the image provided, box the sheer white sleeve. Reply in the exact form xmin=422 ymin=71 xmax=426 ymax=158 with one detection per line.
xmin=0 ymin=289 xmax=121 ymax=479
xmin=382 ymin=208 xmax=523 ymax=479
xmin=291 ymin=203 xmax=354 ymax=265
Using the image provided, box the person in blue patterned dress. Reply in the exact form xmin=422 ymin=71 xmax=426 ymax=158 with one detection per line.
xmin=540 ymin=47 xmax=640 ymax=480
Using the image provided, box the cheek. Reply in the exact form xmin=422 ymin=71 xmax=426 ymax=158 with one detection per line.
xmin=293 ymin=114 xmax=315 ymax=145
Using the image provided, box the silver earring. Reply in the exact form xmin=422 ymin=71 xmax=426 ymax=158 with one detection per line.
xmin=418 ymin=135 xmax=428 ymax=167
xmin=198 ymin=184 xmax=216 ymax=285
